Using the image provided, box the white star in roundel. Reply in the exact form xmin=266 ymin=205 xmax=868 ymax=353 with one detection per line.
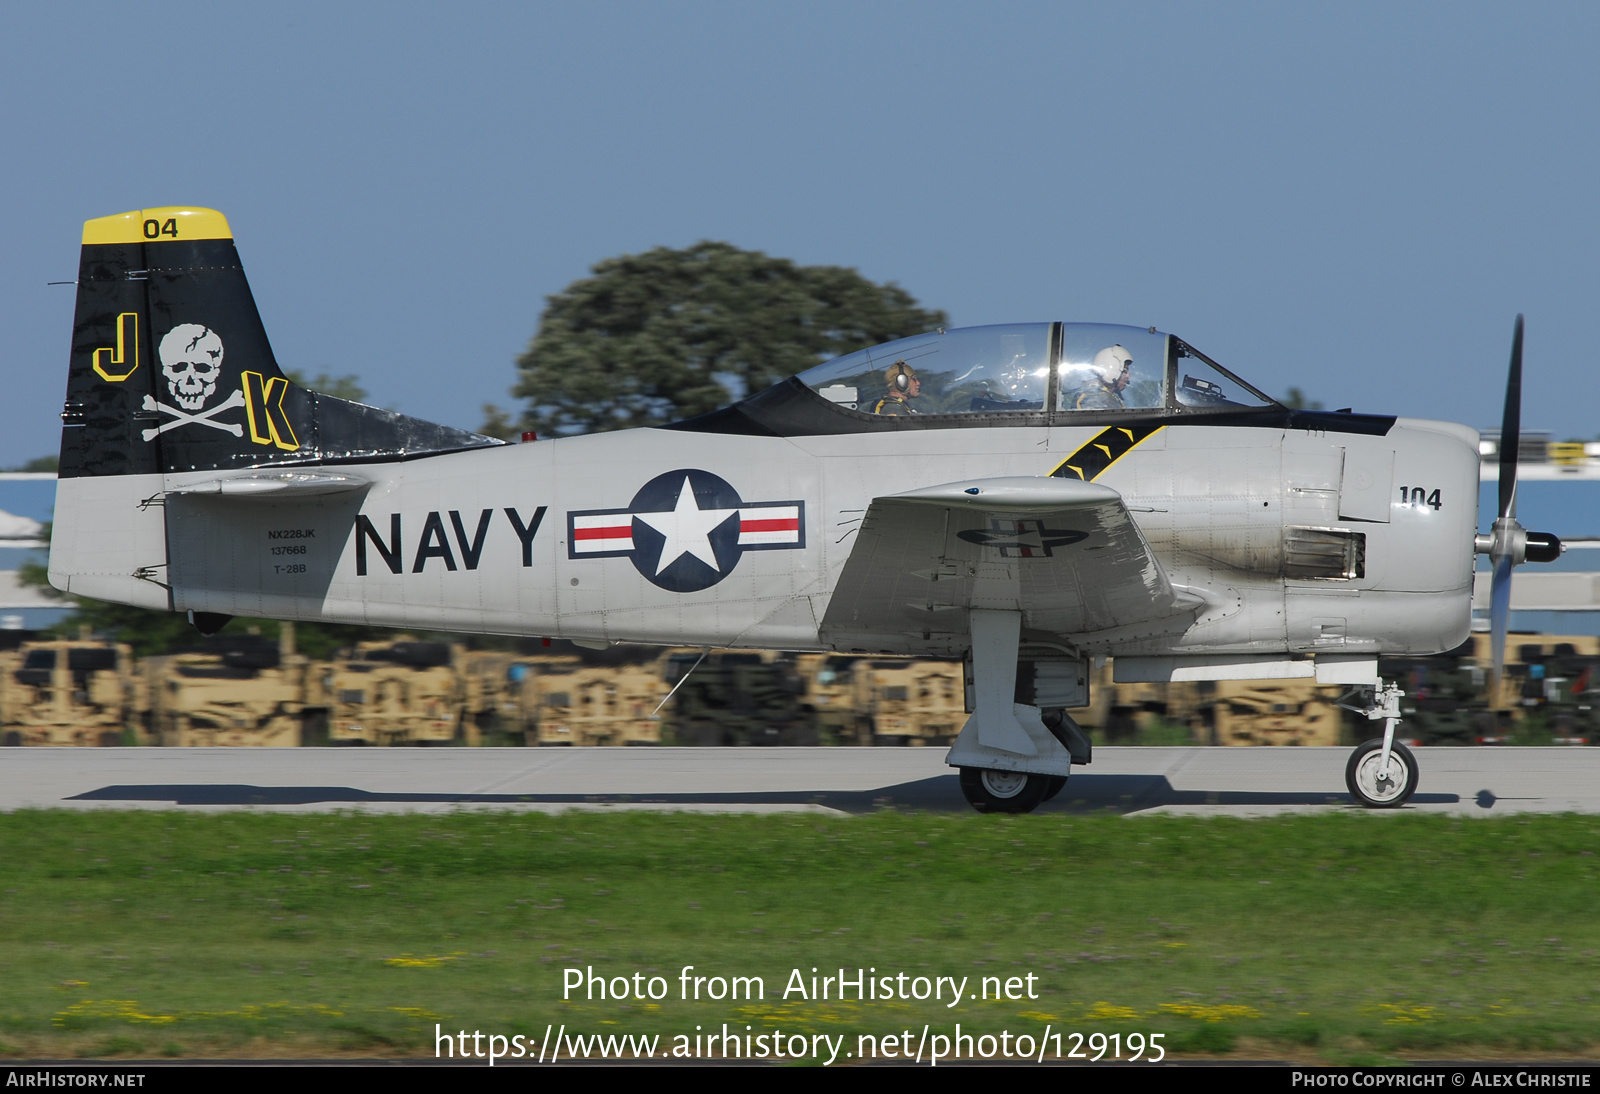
xmin=634 ymin=476 xmax=738 ymax=576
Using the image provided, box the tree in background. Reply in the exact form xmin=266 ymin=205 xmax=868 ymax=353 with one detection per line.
xmin=513 ymin=242 xmax=948 ymax=436
xmin=1280 ymin=388 xmax=1318 ymax=415
xmin=1283 ymin=387 xmax=1325 ymax=411
xmin=285 ymin=371 xmax=368 ymax=403
xmin=5 ymin=456 xmax=58 ymax=472
xmin=477 ymin=404 xmax=519 ymax=440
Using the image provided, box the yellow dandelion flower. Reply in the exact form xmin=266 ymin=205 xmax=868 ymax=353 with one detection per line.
xmin=1084 ymin=1002 xmax=1141 ymax=1022
xmin=1157 ymin=1002 xmax=1261 ymax=1022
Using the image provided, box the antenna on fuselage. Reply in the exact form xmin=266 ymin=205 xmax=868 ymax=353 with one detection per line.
xmin=653 ymin=647 xmax=711 ymax=717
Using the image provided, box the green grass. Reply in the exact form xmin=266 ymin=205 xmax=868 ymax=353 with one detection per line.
xmin=1 ymin=809 xmax=1600 ymax=1061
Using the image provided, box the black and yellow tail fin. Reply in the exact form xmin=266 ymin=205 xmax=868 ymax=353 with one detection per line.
xmin=59 ymin=207 xmax=499 ymax=479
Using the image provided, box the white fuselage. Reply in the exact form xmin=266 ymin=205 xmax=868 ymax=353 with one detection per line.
xmin=50 ymin=416 xmax=1480 ymax=659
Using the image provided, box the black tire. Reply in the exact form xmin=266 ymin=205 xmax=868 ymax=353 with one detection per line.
xmin=1345 ymin=738 xmax=1419 ymax=808
xmin=958 ymin=767 xmax=1050 ymax=814
xmin=1042 ymin=775 xmax=1068 ymax=802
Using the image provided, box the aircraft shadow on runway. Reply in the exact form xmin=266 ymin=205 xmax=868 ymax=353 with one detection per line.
xmin=69 ymin=775 xmax=1461 ymax=814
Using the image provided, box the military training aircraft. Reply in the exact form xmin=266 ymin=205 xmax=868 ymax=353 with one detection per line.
xmin=47 ymin=207 xmax=1563 ymax=812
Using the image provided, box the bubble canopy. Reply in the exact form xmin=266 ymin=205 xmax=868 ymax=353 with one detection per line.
xmin=795 ymin=322 xmax=1276 ymax=420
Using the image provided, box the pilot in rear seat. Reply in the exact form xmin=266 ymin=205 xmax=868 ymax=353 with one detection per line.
xmin=873 ymin=361 xmax=921 ymax=415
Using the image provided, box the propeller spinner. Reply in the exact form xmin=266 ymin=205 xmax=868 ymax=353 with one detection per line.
xmin=1475 ymin=315 xmax=1564 ymax=701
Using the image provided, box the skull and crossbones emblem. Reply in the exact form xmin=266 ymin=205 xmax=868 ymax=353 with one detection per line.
xmin=141 ymin=324 xmax=245 ymax=441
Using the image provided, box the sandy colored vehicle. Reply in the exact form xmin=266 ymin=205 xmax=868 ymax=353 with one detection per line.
xmin=325 ymin=639 xmax=465 ymax=745
xmin=145 ymin=627 xmax=308 ymax=747
xmin=853 ymin=658 xmax=966 ymax=746
xmin=533 ymin=657 xmax=667 ymax=746
xmin=0 ymin=636 xmax=141 ymax=747
xmin=796 ymin=654 xmax=870 ymax=744
xmin=460 ymin=646 xmax=668 ymax=746
xmin=1199 ymin=678 xmax=1343 ymax=747
xmin=458 ymin=649 xmax=533 ymax=742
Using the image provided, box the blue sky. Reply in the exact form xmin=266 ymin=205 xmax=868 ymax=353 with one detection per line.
xmin=3 ymin=2 xmax=1597 ymax=469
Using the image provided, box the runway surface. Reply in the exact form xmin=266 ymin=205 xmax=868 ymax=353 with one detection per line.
xmin=1 ymin=746 xmax=1597 ymax=816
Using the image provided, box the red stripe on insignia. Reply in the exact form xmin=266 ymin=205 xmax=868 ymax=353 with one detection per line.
xmin=574 ymin=524 xmax=633 ymax=541
xmin=739 ymin=518 xmax=799 ymax=533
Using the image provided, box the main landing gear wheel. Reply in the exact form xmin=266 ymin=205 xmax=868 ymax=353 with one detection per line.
xmin=959 ymin=767 xmax=1050 ymax=814
xmin=1345 ymin=738 xmax=1419 ymax=808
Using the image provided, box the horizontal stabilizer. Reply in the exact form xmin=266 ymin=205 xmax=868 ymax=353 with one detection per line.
xmin=163 ymin=470 xmax=370 ymax=498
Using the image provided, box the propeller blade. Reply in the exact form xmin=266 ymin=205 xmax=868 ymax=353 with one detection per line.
xmin=1497 ymin=315 xmax=1524 ymax=521
xmin=1489 ymin=553 xmax=1513 ymax=704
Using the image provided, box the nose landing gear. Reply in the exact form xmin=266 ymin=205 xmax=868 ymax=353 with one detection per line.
xmin=1341 ymin=682 xmax=1418 ymax=808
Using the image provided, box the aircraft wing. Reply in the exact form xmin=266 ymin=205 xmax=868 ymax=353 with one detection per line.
xmin=819 ymin=476 xmax=1193 ymax=653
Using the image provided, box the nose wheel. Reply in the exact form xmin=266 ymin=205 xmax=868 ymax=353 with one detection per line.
xmin=1345 ymin=738 xmax=1418 ymax=808
xmin=1337 ymin=681 xmax=1419 ymax=809
xmin=959 ymin=767 xmax=1051 ymax=814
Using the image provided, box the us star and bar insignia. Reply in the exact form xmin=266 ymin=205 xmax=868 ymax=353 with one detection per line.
xmin=568 ymin=469 xmax=805 ymax=593
xmin=955 ymin=518 xmax=1089 ymax=557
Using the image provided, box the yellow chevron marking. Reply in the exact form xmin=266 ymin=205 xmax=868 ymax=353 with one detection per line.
xmin=1049 ymin=423 xmax=1166 ymax=481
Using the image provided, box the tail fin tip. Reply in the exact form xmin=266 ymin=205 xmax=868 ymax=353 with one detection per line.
xmin=82 ymin=207 xmax=232 ymax=246
xmin=61 ymin=205 xmax=498 ymax=479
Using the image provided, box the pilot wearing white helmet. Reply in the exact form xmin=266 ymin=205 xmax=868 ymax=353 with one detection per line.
xmin=1067 ymin=345 xmax=1133 ymax=411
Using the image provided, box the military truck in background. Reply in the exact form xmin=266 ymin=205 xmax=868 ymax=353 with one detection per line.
xmin=851 ymin=657 xmax=966 ymax=746
xmin=1474 ymin=634 xmax=1600 ymax=742
xmin=791 ymin=654 xmax=970 ymax=746
xmin=1063 ymin=661 xmax=1207 ymax=744
xmin=534 ymin=656 xmax=666 ymax=745
xmin=0 ymin=635 xmax=141 ymax=746
xmin=1370 ymin=635 xmax=1600 ymax=745
xmin=796 ymin=654 xmax=869 ymax=744
xmin=324 ymin=639 xmax=465 ymax=745
xmin=460 ymin=644 xmax=668 ymax=746
xmin=661 ymin=648 xmax=816 ymax=745
xmin=6 ymin=626 xmax=1600 ymax=749
xmin=1381 ymin=640 xmax=1484 ymax=746
xmin=1198 ymin=679 xmax=1343 ymax=747
xmin=145 ymin=625 xmax=309 ymax=746
xmin=1061 ymin=661 xmax=1342 ymax=747
xmin=1529 ymin=641 xmax=1600 ymax=743
xmin=460 ymin=649 xmax=539 ymax=743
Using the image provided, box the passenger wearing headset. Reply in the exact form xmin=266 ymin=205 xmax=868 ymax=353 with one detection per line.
xmin=873 ymin=361 xmax=921 ymax=415
xmin=1065 ymin=345 xmax=1133 ymax=411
